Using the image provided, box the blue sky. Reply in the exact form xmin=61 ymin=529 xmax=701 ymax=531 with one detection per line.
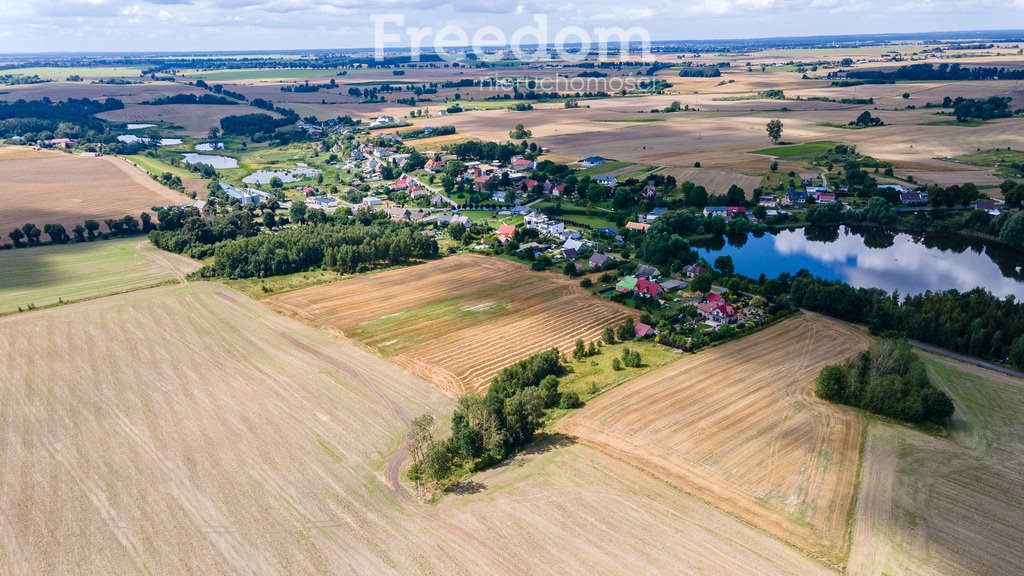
xmin=1 ymin=0 xmax=1023 ymax=53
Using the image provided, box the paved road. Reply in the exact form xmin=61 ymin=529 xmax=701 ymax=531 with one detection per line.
xmin=804 ymin=311 xmax=1024 ymax=381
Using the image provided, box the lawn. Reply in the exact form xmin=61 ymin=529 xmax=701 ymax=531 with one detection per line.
xmin=955 ymin=148 xmax=1024 ymax=178
xmin=0 ymin=238 xmax=198 ymax=314
xmin=576 ymin=161 xmax=632 ymax=177
xmin=556 ymin=340 xmax=682 ymax=401
xmin=531 ymin=201 xmax=618 ymax=229
xmin=750 ymin=141 xmax=841 ymax=158
xmin=123 ymin=154 xmax=194 ymax=179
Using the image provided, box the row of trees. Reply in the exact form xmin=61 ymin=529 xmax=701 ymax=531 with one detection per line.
xmin=816 ymin=339 xmax=955 ymax=426
xmin=6 ymin=214 xmax=152 ymax=248
xmin=409 ymin=349 xmax=581 ymax=485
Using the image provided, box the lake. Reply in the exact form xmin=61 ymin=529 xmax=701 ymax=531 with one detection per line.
xmin=693 ymin=225 xmax=1024 ymax=298
xmin=195 ymin=142 xmax=224 ymax=151
xmin=126 ymin=123 xmax=156 ymax=130
xmin=181 ymin=153 xmax=238 ymax=169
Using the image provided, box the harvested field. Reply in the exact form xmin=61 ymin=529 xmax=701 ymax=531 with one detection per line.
xmin=0 ymin=147 xmax=183 ymax=235
xmin=0 ymin=81 xmax=205 ymax=104
xmin=97 ymin=104 xmax=280 ymax=136
xmin=559 ymin=313 xmax=871 ymax=566
xmin=267 ymin=254 xmax=636 ymax=395
xmin=849 ymin=353 xmax=1024 ymax=576
xmin=0 ymin=282 xmax=836 ymax=575
xmin=0 ymin=238 xmax=198 ymax=314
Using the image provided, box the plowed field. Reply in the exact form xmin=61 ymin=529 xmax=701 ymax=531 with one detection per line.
xmin=559 ymin=313 xmax=871 ymax=566
xmin=267 ymin=254 xmax=636 ymax=395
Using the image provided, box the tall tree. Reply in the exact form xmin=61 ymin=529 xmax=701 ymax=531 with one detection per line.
xmin=766 ymin=118 xmax=784 ymax=144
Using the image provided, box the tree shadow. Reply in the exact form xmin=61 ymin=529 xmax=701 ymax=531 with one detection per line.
xmin=447 ymin=479 xmax=487 ymax=496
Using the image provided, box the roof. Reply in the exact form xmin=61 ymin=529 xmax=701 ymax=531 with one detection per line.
xmin=635 ymin=323 xmax=657 ymax=338
xmin=635 ymin=278 xmax=664 ymax=298
xmin=496 ymin=224 xmax=516 ymax=236
xmin=616 ymin=276 xmax=639 ymax=291
xmin=976 ymin=200 xmax=996 ymax=210
xmin=563 ymin=239 xmax=584 ymax=251
xmin=660 ymin=279 xmax=685 ymax=291
xmin=580 ymin=156 xmax=607 ymax=164
xmin=563 ymin=248 xmax=578 ymax=259
xmin=634 ymin=264 xmax=661 ymax=278
xmin=589 ymin=253 xmax=612 ymax=266
xmin=626 ymin=222 xmax=650 ymax=232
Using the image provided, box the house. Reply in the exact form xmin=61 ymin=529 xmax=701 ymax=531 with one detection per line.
xmin=562 ymin=248 xmax=578 ymax=260
xmin=595 ymin=226 xmax=619 ymax=237
xmin=806 ymin=186 xmax=827 ymax=195
xmin=646 ymin=207 xmax=669 ymax=221
xmin=594 ymin=174 xmax=618 ymax=187
xmin=703 ymin=206 xmax=729 ymax=217
xmin=816 ymin=193 xmax=837 ymax=203
xmin=450 ymin=214 xmax=473 ymax=228
xmin=425 ymin=158 xmax=447 ymax=173
xmin=518 ymin=178 xmax=539 ymax=192
xmin=589 ymin=253 xmax=613 ymax=270
xmin=976 ymin=200 xmax=1002 ymax=215
xmin=307 ymin=196 xmax=338 ymax=209
xmin=511 ymin=157 xmax=535 ymax=171
xmin=634 ymin=264 xmax=661 ymax=278
xmin=634 ymin=277 xmax=665 ymax=299
xmin=698 ymin=294 xmax=737 ymax=322
xmin=615 ymin=276 xmax=639 ymax=293
xmin=42 ymin=138 xmax=75 ymax=149
xmin=659 ymin=279 xmax=685 ymax=292
xmin=634 ymin=322 xmax=657 ymax=339
xmin=362 ymin=196 xmax=383 ymax=207
xmin=220 ymin=183 xmax=261 ymax=205
xmin=626 ymin=222 xmax=650 ymax=233
xmin=518 ymin=242 xmax=550 ymax=253
xmin=682 ymin=264 xmax=708 ymax=278
xmin=758 ymin=195 xmax=779 ymax=207
xmin=563 ymin=239 xmax=584 ymax=252
xmin=387 ymin=207 xmax=411 ymax=221
xmin=578 ymin=156 xmax=608 ymax=168
xmin=900 ymin=191 xmax=928 ymax=205
xmin=496 ymin=224 xmax=516 ymax=243
xmin=787 ymin=190 xmax=808 ymax=205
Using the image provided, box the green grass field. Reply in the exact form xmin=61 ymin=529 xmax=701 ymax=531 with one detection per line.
xmin=556 ymin=340 xmax=681 ymax=401
xmin=531 ymin=202 xmax=618 ymax=229
xmin=0 ymin=239 xmax=196 ymax=315
xmin=575 ymin=161 xmax=632 ymax=177
xmin=123 ymin=155 xmax=195 ymax=179
xmin=750 ymin=141 xmax=840 ymax=158
xmin=0 ymin=67 xmax=142 ymax=81
xmin=955 ymin=148 xmax=1024 ymax=178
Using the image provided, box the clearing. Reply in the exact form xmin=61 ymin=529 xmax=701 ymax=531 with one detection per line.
xmin=0 ymin=238 xmax=198 ymax=315
xmin=0 ymin=282 xmax=834 ymax=575
xmin=848 ymin=352 xmax=1024 ymax=576
xmin=267 ymin=254 xmax=636 ymax=395
xmin=559 ymin=313 xmax=871 ymax=566
xmin=0 ymin=147 xmax=183 ymax=236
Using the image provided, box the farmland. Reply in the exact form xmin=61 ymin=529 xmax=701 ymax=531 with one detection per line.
xmin=0 ymin=147 xmax=184 ymax=235
xmin=0 ymin=238 xmax=198 ymax=315
xmin=0 ymin=282 xmax=835 ymax=575
xmin=97 ymin=104 xmax=281 ymax=136
xmin=559 ymin=313 xmax=871 ymax=566
xmin=848 ymin=353 xmax=1024 ymax=576
xmin=267 ymin=254 xmax=636 ymax=395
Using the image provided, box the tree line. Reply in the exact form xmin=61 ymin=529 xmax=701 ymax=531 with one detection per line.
xmin=409 ymin=348 xmax=584 ymax=485
xmin=845 ymin=63 xmax=1024 ymax=82
xmin=816 ymin=338 xmax=955 ymax=427
xmin=5 ymin=213 xmax=153 ymax=249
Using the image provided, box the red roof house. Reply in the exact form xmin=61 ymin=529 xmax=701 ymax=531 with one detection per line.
xmin=635 ymin=322 xmax=657 ymax=339
xmin=496 ymin=224 xmax=516 ymax=243
xmin=634 ymin=278 xmax=665 ymax=299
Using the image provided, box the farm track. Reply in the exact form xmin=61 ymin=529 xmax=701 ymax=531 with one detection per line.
xmin=559 ymin=314 xmax=871 ymax=566
xmin=267 ymin=254 xmax=636 ymax=395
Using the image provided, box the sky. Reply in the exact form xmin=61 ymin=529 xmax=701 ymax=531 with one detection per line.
xmin=1 ymin=0 xmax=1024 ymax=53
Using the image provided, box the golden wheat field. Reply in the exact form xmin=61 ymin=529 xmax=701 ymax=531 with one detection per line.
xmin=268 ymin=254 xmax=636 ymax=395
xmin=559 ymin=313 xmax=872 ymax=566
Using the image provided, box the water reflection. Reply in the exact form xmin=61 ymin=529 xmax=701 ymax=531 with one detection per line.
xmin=693 ymin=225 xmax=1024 ymax=298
